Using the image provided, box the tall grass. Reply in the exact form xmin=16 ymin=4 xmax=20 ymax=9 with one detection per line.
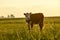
xmin=0 ymin=18 xmax=59 ymax=40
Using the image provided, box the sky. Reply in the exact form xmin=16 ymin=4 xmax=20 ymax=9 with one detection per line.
xmin=0 ymin=0 xmax=60 ymax=17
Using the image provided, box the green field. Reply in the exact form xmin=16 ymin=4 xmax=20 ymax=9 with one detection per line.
xmin=0 ymin=17 xmax=60 ymax=40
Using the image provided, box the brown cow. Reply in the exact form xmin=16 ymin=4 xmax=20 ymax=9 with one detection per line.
xmin=24 ymin=12 xmax=44 ymax=31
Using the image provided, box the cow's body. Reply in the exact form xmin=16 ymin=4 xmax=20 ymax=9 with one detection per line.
xmin=24 ymin=13 xmax=44 ymax=31
xmin=30 ymin=13 xmax=44 ymax=24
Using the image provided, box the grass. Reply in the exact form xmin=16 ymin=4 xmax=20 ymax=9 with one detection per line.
xmin=0 ymin=17 xmax=60 ymax=40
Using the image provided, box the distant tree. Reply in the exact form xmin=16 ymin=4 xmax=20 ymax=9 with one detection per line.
xmin=1 ymin=16 xmax=4 ymax=18
xmin=7 ymin=15 xmax=10 ymax=18
xmin=10 ymin=14 xmax=15 ymax=18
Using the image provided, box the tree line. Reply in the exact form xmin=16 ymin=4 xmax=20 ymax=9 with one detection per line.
xmin=0 ymin=14 xmax=15 ymax=18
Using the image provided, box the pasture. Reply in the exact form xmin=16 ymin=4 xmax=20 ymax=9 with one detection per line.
xmin=0 ymin=17 xmax=60 ymax=40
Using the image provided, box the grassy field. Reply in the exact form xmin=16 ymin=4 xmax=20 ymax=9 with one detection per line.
xmin=0 ymin=17 xmax=60 ymax=40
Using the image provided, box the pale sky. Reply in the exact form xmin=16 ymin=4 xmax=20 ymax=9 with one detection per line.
xmin=0 ymin=0 xmax=60 ymax=17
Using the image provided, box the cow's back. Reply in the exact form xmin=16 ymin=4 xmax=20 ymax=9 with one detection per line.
xmin=30 ymin=13 xmax=44 ymax=24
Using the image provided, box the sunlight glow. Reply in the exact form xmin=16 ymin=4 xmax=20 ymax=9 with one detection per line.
xmin=0 ymin=0 xmax=60 ymax=17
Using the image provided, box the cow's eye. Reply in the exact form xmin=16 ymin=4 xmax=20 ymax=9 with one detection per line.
xmin=26 ymin=15 xmax=27 ymax=17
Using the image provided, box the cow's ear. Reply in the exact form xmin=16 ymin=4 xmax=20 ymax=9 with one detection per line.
xmin=24 ymin=13 xmax=26 ymax=15
xmin=30 ymin=12 xmax=32 ymax=14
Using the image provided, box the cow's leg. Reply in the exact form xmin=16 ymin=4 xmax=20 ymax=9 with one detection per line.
xmin=31 ymin=23 xmax=33 ymax=30
xmin=28 ymin=23 xmax=30 ymax=30
xmin=39 ymin=23 xmax=43 ymax=31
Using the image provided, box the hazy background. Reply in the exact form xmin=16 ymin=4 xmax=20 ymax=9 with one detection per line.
xmin=0 ymin=0 xmax=60 ymax=18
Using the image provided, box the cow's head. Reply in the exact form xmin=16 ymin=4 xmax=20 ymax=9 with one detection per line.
xmin=24 ymin=12 xmax=31 ymax=22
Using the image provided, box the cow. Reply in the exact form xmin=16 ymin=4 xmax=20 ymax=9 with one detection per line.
xmin=24 ymin=12 xmax=44 ymax=31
